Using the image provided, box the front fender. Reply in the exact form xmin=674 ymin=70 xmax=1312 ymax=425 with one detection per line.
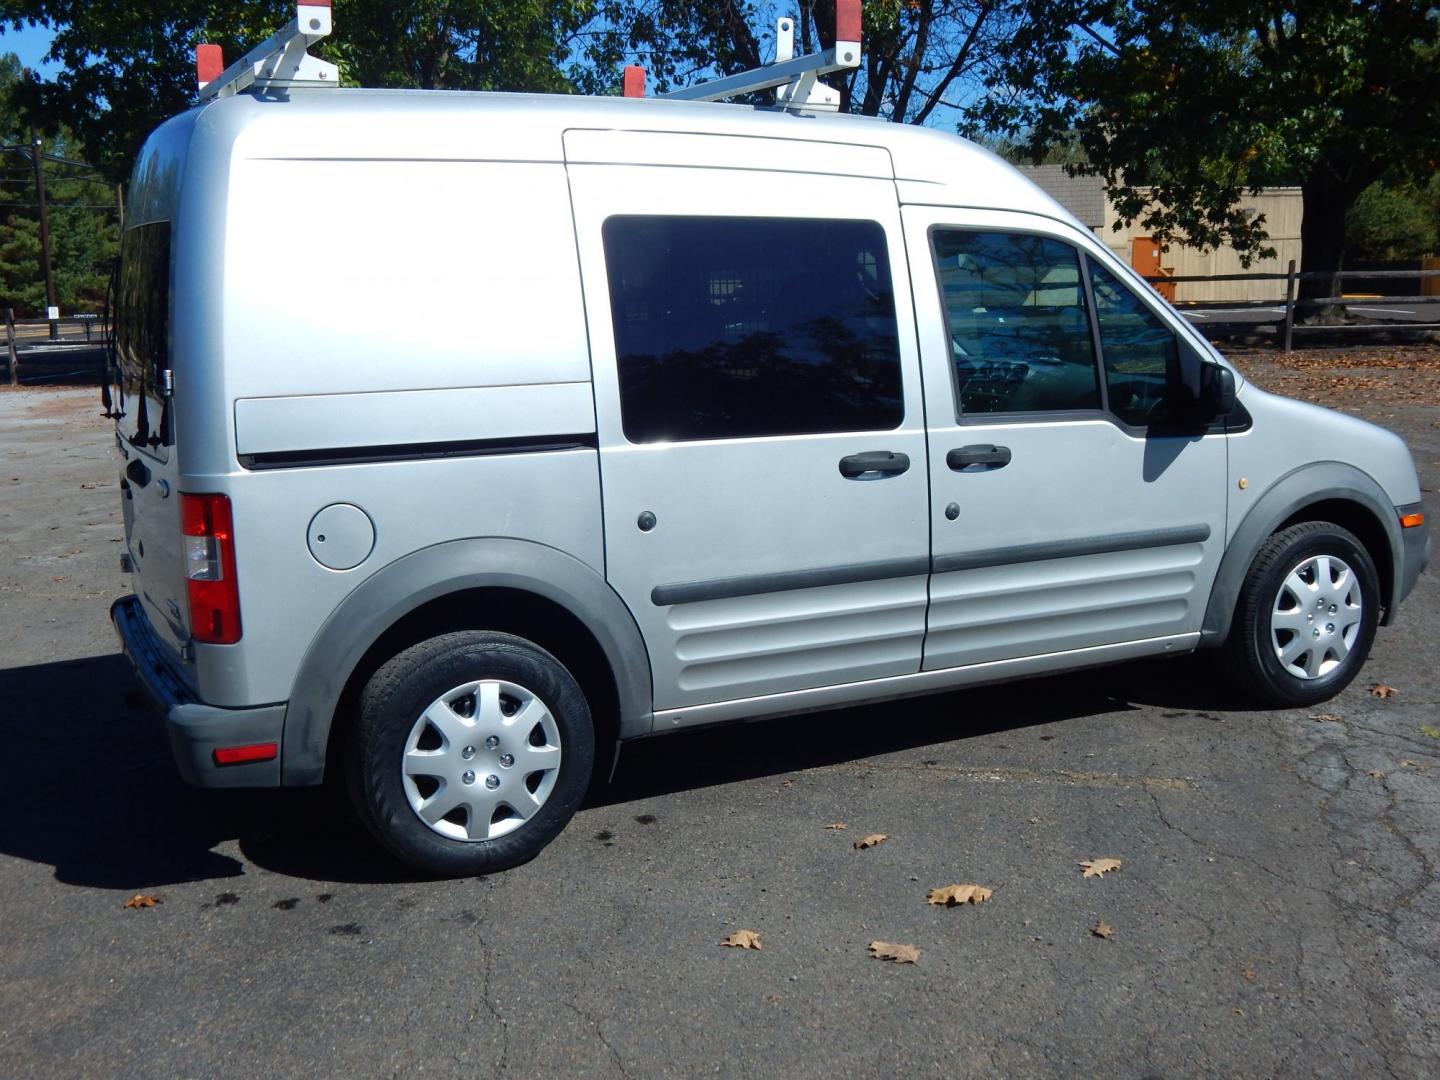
xmin=1200 ymin=461 xmax=1406 ymax=646
xmin=280 ymin=538 xmax=654 ymax=785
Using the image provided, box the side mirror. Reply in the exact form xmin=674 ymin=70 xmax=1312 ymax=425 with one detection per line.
xmin=1197 ymin=361 xmax=1236 ymax=419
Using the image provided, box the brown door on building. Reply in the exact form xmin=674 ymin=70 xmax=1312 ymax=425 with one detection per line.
xmin=1131 ymin=237 xmax=1176 ymax=302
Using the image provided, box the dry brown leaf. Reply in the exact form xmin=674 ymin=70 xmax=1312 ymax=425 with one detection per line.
xmin=1367 ymin=769 xmax=1386 ymax=780
xmin=1091 ymin=921 xmax=1114 ymax=939
xmin=868 ymin=940 xmax=920 ymax=964
xmin=123 ymin=893 xmax=162 ymax=909
xmin=1400 ymin=759 xmax=1427 ymax=770
xmin=1241 ymin=969 xmax=1258 ymax=982
xmin=927 ymin=884 xmax=992 ymax=907
xmin=853 ymin=833 xmax=887 ymax=850
xmin=1310 ymin=713 xmax=1342 ymax=723
xmin=720 ymin=929 xmax=762 ymax=950
xmin=823 ymin=823 xmax=848 ymax=831
xmin=1369 ymin=683 xmax=1398 ymax=699
xmin=1079 ymin=858 xmax=1123 ymax=879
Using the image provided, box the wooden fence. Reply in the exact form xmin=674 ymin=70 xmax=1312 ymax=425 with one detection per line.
xmin=4 ymin=308 xmax=107 ymax=385
xmin=1146 ymin=264 xmax=1440 ymax=350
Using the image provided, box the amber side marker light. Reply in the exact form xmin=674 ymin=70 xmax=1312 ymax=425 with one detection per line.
xmin=213 ymin=742 xmax=278 ymax=767
xmin=1399 ymin=511 xmax=1425 ymax=529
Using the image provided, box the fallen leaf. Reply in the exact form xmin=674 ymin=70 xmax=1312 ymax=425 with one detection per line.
xmin=823 ymin=823 xmax=848 ymax=831
xmin=1241 ymin=969 xmax=1258 ymax=982
xmin=765 ymin=994 xmax=781 ymax=1005
xmin=868 ymin=940 xmax=919 ymax=964
xmin=1079 ymin=858 xmax=1123 ymax=879
xmin=1369 ymin=683 xmax=1398 ymax=699
xmin=1367 ymin=769 xmax=1386 ymax=780
xmin=853 ymin=833 xmax=888 ymax=850
xmin=1400 ymin=759 xmax=1427 ymax=770
xmin=1233 ymin=1007 xmax=1245 ymax=1017
xmin=1091 ymin=921 xmax=1114 ymax=939
xmin=1310 ymin=713 xmax=1341 ymax=723
xmin=50 ymin=575 xmax=67 ymax=583
xmin=123 ymin=893 xmax=162 ymax=909
xmin=1420 ymin=726 xmax=1440 ymax=739
xmin=720 ymin=930 xmax=762 ymax=950
xmin=927 ymin=884 xmax=993 ymax=907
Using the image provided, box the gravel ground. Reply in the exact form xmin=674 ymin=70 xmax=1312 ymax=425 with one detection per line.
xmin=0 ymin=357 xmax=1436 ymax=1078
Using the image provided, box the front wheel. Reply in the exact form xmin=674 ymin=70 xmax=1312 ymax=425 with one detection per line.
xmin=1220 ymin=521 xmax=1380 ymax=708
xmin=348 ymin=631 xmax=594 ymax=876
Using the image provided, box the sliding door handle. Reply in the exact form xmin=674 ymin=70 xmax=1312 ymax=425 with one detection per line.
xmin=947 ymin=444 xmax=1011 ymax=471
xmin=839 ymin=450 xmax=911 ymax=480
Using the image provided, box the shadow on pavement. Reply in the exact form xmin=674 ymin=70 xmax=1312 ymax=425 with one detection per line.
xmin=0 ymin=650 xmax=1263 ymax=889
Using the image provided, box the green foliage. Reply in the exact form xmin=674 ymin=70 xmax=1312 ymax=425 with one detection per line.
xmin=0 ymin=51 xmax=117 ymax=316
xmin=972 ymin=1 xmax=1440 ymax=282
xmin=1346 ymin=181 xmax=1438 ymax=262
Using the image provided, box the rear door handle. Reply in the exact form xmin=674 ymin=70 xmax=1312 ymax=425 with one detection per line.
xmin=947 ymin=444 xmax=1011 ymax=471
xmin=839 ymin=450 xmax=911 ymax=480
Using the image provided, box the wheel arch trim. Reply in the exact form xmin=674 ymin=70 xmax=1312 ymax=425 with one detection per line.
xmin=1200 ymin=462 xmax=1404 ymax=647
xmin=280 ymin=538 xmax=653 ymax=785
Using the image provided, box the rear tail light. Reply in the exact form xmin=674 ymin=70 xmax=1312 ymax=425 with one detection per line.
xmin=180 ymin=493 xmax=242 ymax=644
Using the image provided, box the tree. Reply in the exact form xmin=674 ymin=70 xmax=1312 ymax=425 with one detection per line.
xmin=0 ymin=51 xmax=117 ymax=316
xmin=973 ymin=2 xmax=1440 ymax=310
xmin=1 ymin=1 xmax=595 ymax=182
xmin=1346 ymin=180 xmax=1438 ymax=262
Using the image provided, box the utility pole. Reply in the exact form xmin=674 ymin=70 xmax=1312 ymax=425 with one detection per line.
xmin=29 ymin=127 xmax=59 ymax=341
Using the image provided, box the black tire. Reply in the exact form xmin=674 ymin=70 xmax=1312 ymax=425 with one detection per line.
xmin=347 ymin=631 xmax=594 ymax=876
xmin=1220 ymin=521 xmax=1381 ymax=708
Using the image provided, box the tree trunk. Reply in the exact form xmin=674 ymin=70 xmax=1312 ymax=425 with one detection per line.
xmin=1297 ymin=172 xmax=1365 ymax=323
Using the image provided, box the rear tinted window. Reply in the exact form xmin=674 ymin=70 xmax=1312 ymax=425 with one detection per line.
xmin=931 ymin=230 xmax=1100 ymax=416
xmin=602 ymin=216 xmax=903 ymax=443
xmin=116 ymin=222 xmax=172 ymax=455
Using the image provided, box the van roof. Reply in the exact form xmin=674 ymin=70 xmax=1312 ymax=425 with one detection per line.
xmin=187 ymin=88 xmax=1080 ymax=230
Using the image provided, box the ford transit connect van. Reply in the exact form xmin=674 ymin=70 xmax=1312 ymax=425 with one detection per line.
xmin=110 ymin=4 xmax=1429 ymax=875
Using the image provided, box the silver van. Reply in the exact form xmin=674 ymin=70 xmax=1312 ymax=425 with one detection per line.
xmin=110 ymin=5 xmax=1429 ymax=875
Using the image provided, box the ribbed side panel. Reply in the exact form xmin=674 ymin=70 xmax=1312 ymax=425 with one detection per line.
xmin=924 ymin=542 xmax=1206 ymax=669
xmin=665 ymin=577 xmax=928 ymax=696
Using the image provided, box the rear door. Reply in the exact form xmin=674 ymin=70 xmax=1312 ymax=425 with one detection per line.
xmin=115 ymin=219 xmax=191 ymax=654
xmin=905 ymin=207 xmax=1226 ymax=670
xmin=566 ymin=131 xmax=930 ymax=715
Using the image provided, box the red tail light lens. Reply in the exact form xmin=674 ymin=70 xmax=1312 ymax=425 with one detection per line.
xmin=180 ymin=493 xmax=242 ymax=644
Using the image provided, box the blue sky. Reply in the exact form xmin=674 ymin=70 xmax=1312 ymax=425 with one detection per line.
xmin=0 ymin=21 xmax=60 ymax=75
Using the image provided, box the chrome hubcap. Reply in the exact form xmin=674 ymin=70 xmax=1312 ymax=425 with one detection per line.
xmin=401 ymin=679 xmax=562 ymax=841
xmin=1270 ymin=554 xmax=1363 ymax=680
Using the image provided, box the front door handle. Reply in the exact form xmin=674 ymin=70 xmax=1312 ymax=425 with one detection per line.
xmin=947 ymin=444 xmax=1011 ymax=471
xmin=839 ymin=450 xmax=911 ymax=480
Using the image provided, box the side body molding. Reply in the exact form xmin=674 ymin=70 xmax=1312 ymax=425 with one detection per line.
xmin=280 ymin=538 xmax=654 ymax=785
xmin=1200 ymin=461 xmax=1405 ymax=646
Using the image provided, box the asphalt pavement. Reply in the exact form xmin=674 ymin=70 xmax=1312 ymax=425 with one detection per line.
xmin=0 ymin=375 xmax=1436 ymax=1078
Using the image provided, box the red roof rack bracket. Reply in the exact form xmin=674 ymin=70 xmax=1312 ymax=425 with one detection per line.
xmin=623 ymin=65 xmax=647 ymax=98
xmin=836 ymin=0 xmax=862 ymax=45
xmin=196 ymin=44 xmax=225 ymax=91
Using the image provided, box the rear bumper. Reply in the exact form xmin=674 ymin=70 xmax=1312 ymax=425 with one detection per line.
xmin=110 ymin=595 xmax=285 ymax=788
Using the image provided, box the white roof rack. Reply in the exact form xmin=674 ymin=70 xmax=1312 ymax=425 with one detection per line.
xmin=652 ymin=0 xmax=861 ymax=112
xmin=196 ymin=2 xmax=338 ymax=103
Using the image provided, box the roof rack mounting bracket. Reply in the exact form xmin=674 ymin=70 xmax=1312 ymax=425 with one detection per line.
xmin=656 ymin=1 xmax=861 ymax=112
xmin=197 ymin=2 xmax=339 ymax=103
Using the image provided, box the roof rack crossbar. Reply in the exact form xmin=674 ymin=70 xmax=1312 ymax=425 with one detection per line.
xmin=197 ymin=2 xmax=338 ymax=103
xmin=656 ymin=1 xmax=861 ymax=111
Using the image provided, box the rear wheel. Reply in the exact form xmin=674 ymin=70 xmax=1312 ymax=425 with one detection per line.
xmin=1220 ymin=521 xmax=1380 ymax=707
xmin=348 ymin=631 xmax=594 ymax=876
